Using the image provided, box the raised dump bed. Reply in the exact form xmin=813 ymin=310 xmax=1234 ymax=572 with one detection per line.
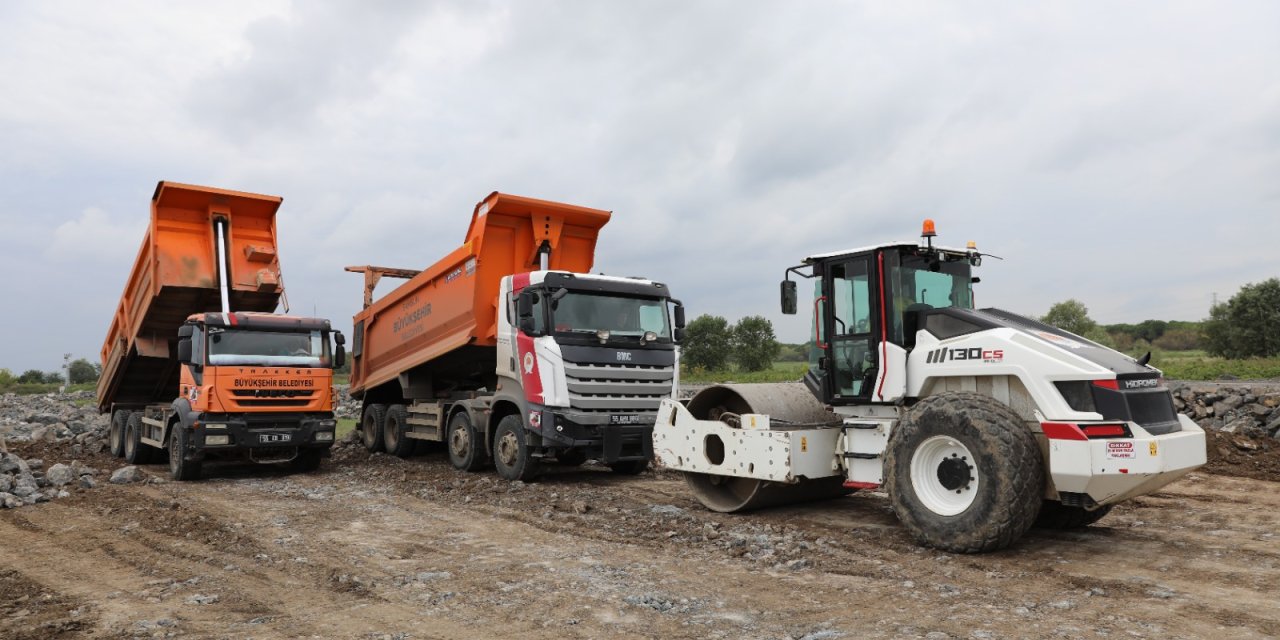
xmin=97 ymin=182 xmax=285 ymax=413
xmin=348 ymin=192 xmax=610 ymax=397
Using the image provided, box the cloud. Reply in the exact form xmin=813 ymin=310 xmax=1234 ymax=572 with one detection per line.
xmin=46 ymin=207 xmax=145 ymax=265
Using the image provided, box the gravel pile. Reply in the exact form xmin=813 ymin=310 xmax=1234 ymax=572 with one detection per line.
xmin=1171 ymin=382 xmax=1280 ymax=438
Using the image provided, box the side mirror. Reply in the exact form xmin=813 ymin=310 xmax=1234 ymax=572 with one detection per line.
xmin=674 ymin=327 xmax=686 ymax=342
xmin=518 ymin=316 xmax=538 ymax=335
xmin=177 ymin=324 xmax=194 ymax=339
xmin=334 ymin=331 xmax=346 ymax=346
xmin=176 ymin=338 xmax=193 ymax=364
xmin=781 ymin=280 xmax=798 ymax=315
xmin=334 ymin=344 xmax=346 ymax=369
xmin=517 ymin=291 xmax=534 ymax=319
xmin=673 ymin=301 xmax=686 ymax=329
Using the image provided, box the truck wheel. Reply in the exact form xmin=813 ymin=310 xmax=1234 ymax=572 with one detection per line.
xmin=383 ymin=404 xmax=414 ymax=458
xmin=1035 ymin=501 xmax=1113 ymax=529
xmin=608 ymin=459 xmax=649 ymax=475
xmin=492 ymin=415 xmax=540 ymax=481
xmin=110 ymin=411 xmax=129 ymax=458
xmin=555 ymin=448 xmax=588 ymax=466
xmin=168 ymin=426 xmax=202 ymax=481
xmin=291 ymin=448 xmax=324 ymax=473
xmin=446 ymin=412 xmax=486 ymax=472
xmin=123 ymin=412 xmax=146 ymax=464
xmin=884 ymin=392 xmax=1044 ymax=553
xmin=362 ymin=404 xmax=387 ymax=452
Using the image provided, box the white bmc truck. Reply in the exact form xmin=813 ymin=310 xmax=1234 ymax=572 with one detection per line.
xmin=654 ymin=221 xmax=1206 ymax=553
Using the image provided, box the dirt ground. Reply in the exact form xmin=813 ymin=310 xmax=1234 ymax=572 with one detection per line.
xmin=1 ymin=438 xmax=1278 ymax=640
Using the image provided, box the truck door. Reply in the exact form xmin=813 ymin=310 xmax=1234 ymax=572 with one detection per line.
xmin=826 ymin=258 xmax=876 ymax=403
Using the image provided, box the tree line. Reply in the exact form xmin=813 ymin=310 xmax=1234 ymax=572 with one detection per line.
xmin=682 ymin=315 xmax=782 ymax=372
xmin=0 ymin=358 xmax=100 ymax=388
xmin=1040 ymin=277 xmax=1280 ymax=359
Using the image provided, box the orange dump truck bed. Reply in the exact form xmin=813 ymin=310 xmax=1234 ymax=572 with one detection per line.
xmin=348 ymin=192 xmax=610 ymax=397
xmin=96 ymin=182 xmax=285 ymax=413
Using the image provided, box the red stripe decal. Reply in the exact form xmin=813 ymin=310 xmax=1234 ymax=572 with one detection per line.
xmin=1041 ymin=422 xmax=1088 ymax=441
xmin=512 ymin=272 xmax=531 ymax=293
xmin=228 ymin=312 xmax=238 ymax=326
xmin=876 ymin=251 xmax=888 ymax=401
xmin=844 ymin=481 xmax=880 ymax=489
xmin=515 ymin=333 xmax=544 ymax=403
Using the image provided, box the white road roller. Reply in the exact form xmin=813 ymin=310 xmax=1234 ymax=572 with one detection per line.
xmin=654 ymin=221 xmax=1206 ymax=553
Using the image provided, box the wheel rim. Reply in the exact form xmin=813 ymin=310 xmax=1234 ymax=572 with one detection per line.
xmin=909 ymin=435 xmax=979 ymax=516
xmin=449 ymin=423 xmax=471 ymax=460
xmin=495 ymin=430 xmax=520 ymax=468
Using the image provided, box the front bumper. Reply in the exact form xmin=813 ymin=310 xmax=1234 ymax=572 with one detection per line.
xmin=1045 ymin=414 xmax=1206 ymax=506
xmin=195 ymin=412 xmax=337 ymax=451
xmin=534 ymin=408 xmax=654 ymax=462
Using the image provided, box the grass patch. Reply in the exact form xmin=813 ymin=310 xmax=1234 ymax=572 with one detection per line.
xmin=681 ymin=361 xmax=808 ymax=384
xmin=0 ymin=382 xmax=96 ymax=395
xmin=334 ymin=374 xmax=350 ymax=386
xmin=336 ymin=418 xmax=358 ymax=440
xmin=1150 ymin=351 xmax=1280 ymax=381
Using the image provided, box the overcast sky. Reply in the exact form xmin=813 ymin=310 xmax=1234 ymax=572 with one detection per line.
xmin=1 ymin=1 xmax=1277 ymax=372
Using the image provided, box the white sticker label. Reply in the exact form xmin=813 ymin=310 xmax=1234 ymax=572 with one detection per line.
xmin=1106 ymin=441 xmax=1136 ymax=459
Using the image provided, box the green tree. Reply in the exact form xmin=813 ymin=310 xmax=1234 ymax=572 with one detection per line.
xmin=1204 ymin=278 xmax=1280 ymax=358
xmin=732 ymin=315 xmax=781 ymax=372
xmin=682 ymin=315 xmax=733 ymax=371
xmin=0 ymin=368 xmax=14 ymax=387
xmin=1042 ymin=299 xmax=1097 ymax=336
xmin=17 ymin=369 xmax=48 ymax=384
xmin=68 ymin=358 xmax=100 ymax=384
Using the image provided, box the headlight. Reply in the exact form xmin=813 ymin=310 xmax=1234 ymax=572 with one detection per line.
xmin=319 ymin=419 xmax=337 ymax=429
xmin=203 ymin=423 xmax=228 ymax=430
xmin=315 ymin=432 xmax=334 ymax=442
xmin=205 ymin=434 xmax=231 ymax=446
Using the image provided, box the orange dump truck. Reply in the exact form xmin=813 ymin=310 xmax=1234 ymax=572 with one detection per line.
xmin=347 ymin=192 xmax=684 ymax=481
xmin=97 ymin=181 xmax=344 ymax=480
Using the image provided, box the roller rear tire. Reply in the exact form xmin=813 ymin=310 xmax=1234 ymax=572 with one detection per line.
xmin=885 ymin=392 xmax=1044 ymax=553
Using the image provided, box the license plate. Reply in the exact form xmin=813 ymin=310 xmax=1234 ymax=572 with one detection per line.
xmin=259 ymin=433 xmax=292 ymax=443
xmin=610 ymin=414 xmax=644 ymax=426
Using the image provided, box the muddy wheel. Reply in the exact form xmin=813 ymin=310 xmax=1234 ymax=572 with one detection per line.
xmin=885 ymin=392 xmax=1044 ymax=553
xmin=446 ymin=411 xmax=486 ymax=472
xmin=361 ymin=404 xmax=387 ymax=453
xmin=109 ymin=411 xmax=128 ymax=458
xmin=554 ymin=448 xmax=588 ymax=466
xmin=1035 ymin=501 xmax=1113 ymax=529
xmin=291 ymin=448 xmax=324 ymax=473
xmin=123 ymin=412 xmax=146 ymax=464
xmin=383 ymin=404 xmax=414 ymax=458
xmin=608 ymin=459 xmax=649 ymax=475
xmin=168 ymin=426 xmax=202 ymax=481
xmin=492 ymin=415 xmax=540 ymax=481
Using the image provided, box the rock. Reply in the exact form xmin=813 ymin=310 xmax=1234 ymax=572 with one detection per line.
xmin=28 ymin=425 xmax=50 ymax=442
xmin=1245 ymin=403 xmax=1271 ymax=418
xmin=25 ymin=458 xmax=43 ymax=471
xmin=186 ymin=594 xmax=219 ymax=605
xmin=1217 ymin=373 xmax=1239 ymax=381
xmin=570 ymin=500 xmax=590 ymax=514
xmin=0 ymin=475 xmax=9 ymax=493
xmin=648 ymin=504 xmax=686 ymax=516
xmin=11 ymin=473 xmax=38 ymax=497
xmin=110 ymin=466 xmax=144 ymax=484
xmin=0 ymin=492 xmax=21 ymax=508
xmin=415 ymin=571 xmax=452 ymax=582
xmin=79 ymin=476 xmax=96 ymax=489
xmin=46 ymin=463 xmax=74 ymax=487
xmin=1220 ymin=416 xmax=1263 ymax=437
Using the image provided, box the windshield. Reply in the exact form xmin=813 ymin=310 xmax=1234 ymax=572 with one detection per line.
xmin=887 ymin=251 xmax=973 ymax=343
xmin=551 ymin=293 xmax=672 ymax=339
xmin=207 ymin=329 xmax=331 ymax=367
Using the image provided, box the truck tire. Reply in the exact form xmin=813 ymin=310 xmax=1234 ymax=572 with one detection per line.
xmin=884 ymin=392 xmax=1044 ymax=553
xmin=110 ymin=411 xmax=129 ymax=458
xmin=383 ymin=404 xmax=414 ymax=458
xmin=492 ymin=415 xmax=540 ymax=481
xmin=1035 ymin=501 xmax=1113 ymax=530
xmin=362 ymin=404 xmax=387 ymax=453
xmin=291 ymin=448 xmax=324 ymax=473
xmin=446 ymin=411 xmax=486 ymax=472
xmin=608 ymin=459 xmax=649 ymax=475
xmin=123 ymin=412 xmax=147 ymax=464
xmin=168 ymin=426 xmax=202 ymax=481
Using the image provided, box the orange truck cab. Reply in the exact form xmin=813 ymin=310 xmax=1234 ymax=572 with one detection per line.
xmin=98 ymin=182 xmax=343 ymax=480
